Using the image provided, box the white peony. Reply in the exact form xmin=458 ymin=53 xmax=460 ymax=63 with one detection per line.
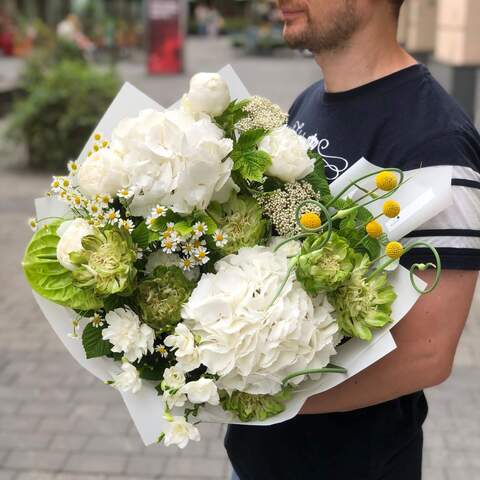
xmin=181 ymin=378 xmax=219 ymax=405
xmin=77 ymin=148 xmax=128 ymax=198
xmin=164 ymin=416 xmax=201 ymax=449
xmin=259 ymin=125 xmax=315 ymax=182
xmin=102 ymin=308 xmax=155 ymax=363
xmin=112 ymin=362 xmax=142 ymax=394
xmin=181 ymin=246 xmax=338 ymax=395
xmin=182 ymin=72 xmax=231 ymax=117
xmin=163 ymin=366 xmax=186 ymax=390
xmin=110 ymin=108 xmax=233 ymax=216
xmin=56 ymin=219 xmax=95 ymax=271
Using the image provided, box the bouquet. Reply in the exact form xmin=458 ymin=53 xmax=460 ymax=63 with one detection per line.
xmin=22 ymin=66 xmax=453 ymax=448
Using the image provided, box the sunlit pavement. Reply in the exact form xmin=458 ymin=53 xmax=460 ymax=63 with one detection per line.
xmin=1 ymin=37 xmax=479 ymax=480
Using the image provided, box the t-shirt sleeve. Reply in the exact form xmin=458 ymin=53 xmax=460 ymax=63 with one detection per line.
xmin=400 ymin=129 xmax=480 ymax=270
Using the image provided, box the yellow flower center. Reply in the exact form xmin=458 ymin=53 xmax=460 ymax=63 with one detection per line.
xmin=300 ymin=212 xmax=322 ymax=230
xmin=375 ymin=171 xmax=398 ymax=191
xmin=383 ymin=200 xmax=400 ymax=218
xmin=366 ymin=220 xmax=383 ymax=238
xmin=94 ymin=133 xmax=102 ymax=141
xmin=386 ymin=241 xmax=404 ymax=259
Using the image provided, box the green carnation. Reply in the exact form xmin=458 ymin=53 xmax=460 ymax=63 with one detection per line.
xmin=328 ymin=254 xmax=397 ymax=341
xmin=296 ymin=232 xmax=356 ymax=295
xmin=220 ymin=387 xmax=293 ymax=422
xmin=70 ymin=227 xmax=137 ymax=297
xmin=211 ymin=194 xmax=270 ymax=256
xmin=136 ymin=265 xmax=195 ymax=330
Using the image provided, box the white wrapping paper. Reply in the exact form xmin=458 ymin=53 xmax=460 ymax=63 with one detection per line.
xmin=30 ymin=66 xmax=449 ymax=445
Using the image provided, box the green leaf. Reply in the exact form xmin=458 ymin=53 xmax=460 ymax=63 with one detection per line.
xmin=138 ymin=362 xmax=167 ymax=381
xmin=214 ymin=99 xmax=250 ymax=137
xmin=22 ymin=221 xmax=103 ymax=310
xmin=82 ymin=322 xmax=112 ymax=359
xmin=234 ymin=150 xmax=272 ymax=182
xmin=360 ymin=235 xmax=381 ymax=260
xmin=304 ymin=154 xmax=331 ymax=197
xmin=236 ymin=128 xmax=267 ymax=151
xmin=132 ymin=221 xmax=160 ymax=248
xmin=174 ymin=221 xmax=193 ymax=236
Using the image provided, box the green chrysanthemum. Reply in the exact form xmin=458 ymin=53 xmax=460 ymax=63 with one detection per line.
xmin=70 ymin=227 xmax=137 ymax=297
xmin=135 ymin=265 xmax=195 ymax=331
xmin=328 ymin=254 xmax=397 ymax=341
xmin=211 ymin=194 xmax=270 ymax=256
xmin=296 ymin=232 xmax=356 ymax=295
xmin=220 ymin=387 xmax=293 ymax=422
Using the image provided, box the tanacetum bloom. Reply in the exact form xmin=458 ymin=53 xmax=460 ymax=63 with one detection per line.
xmin=383 ymin=200 xmax=400 ymax=218
xmin=151 ymin=204 xmax=167 ymax=218
xmin=213 ymin=229 xmax=228 ymax=247
xmin=161 ymin=237 xmax=178 ymax=254
xmin=106 ymin=208 xmax=121 ymax=225
xmin=386 ymin=241 xmax=404 ymax=259
xmin=194 ymin=246 xmax=209 ymax=265
xmin=67 ymin=161 xmax=79 ymax=175
xmin=366 ymin=220 xmax=383 ymax=238
xmin=119 ymin=219 xmax=135 ymax=233
xmin=375 ymin=171 xmax=398 ymax=191
xmin=193 ymin=222 xmax=208 ymax=237
xmin=28 ymin=217 xmax=37 ymax=231
xmin=117 ymin=188 xmax=134 ymax=199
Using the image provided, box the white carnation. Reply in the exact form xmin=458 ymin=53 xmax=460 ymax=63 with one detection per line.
xmin=181 ymin=246 xmax=338 ymax=395
xmin=102 ymin=308 xmax=155 ymax=363
xmin=77 ymin=148 xmax=128 ymax=198
xmin=112 ymin=362 xmax=142 ymax=394
xmin=181 ymin=378 xmax=219 ymax=405
xmin=259 ymin=125 xmax=314 ymax=182
xmin=111 ymin=108 xmax=233 ymax=216
xmin=56 ymin=219 xmax=95 ymax=271
xmin=164 ymin=416 xmax=201 ymax=449
xmin=182 ymin=72 xmax=231 ymax=117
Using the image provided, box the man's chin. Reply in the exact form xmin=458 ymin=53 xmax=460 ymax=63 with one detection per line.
xmin=283 ymin=29 xmax=308 ymax=50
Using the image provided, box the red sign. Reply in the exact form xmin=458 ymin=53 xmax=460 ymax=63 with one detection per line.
xmin=147 ymin=0 xmax=183 ymax=74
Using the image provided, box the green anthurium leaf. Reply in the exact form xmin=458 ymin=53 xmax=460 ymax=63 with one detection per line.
xmin=82 ymin=322 xmax=112 ymax=359
xmin=22 ymin=221 xmax=103 ymax=310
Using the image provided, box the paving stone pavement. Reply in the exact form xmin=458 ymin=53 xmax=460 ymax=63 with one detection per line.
xmin=1 ymin=37 xmax=480 ymax=480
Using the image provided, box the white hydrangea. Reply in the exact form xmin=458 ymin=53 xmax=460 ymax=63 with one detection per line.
xmin=102 ymin=308 xmax=155 ymax=363
xmin=181 ymin=246 xmax=338 ymax=395
xmin=56 ymin=219 xmax=95 ymax=271
xmin=110 ymin=108 xmax=234 ymax=216
xmin=164 ymin=416 xmax=201 ymax=449
xmin=111 ymin=362 xmax=142 ymax=394
xmin=259 ymin=125 xmax=315 ymax=182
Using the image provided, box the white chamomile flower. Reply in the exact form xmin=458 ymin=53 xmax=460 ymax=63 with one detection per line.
xmin=91 ymin=313 xmax=104 ymax=328
xmin=151 ymin=204 xmax=167 ymax=219
xmin=119 ymin=219 xmax=135 ymax=233
xmin=179 ymin=257 xmax=194 ymax=271
xmin=50 ymin=176 xmax=61 ymax=193
xmin=155 ymin=344 xmax=168 ymax=358
xmin=106 ymin=208 xmax=121 ymax=225
xmin=117 ymin=188 xmax=134 ymax=200
xmin=71 ymin=194 xmax=83 ymax=208
xmin=67 ymin=160 xmax=79 ymax=175
xmin=182 ymin=241 xmax=195 ymax=256
xmin=194 ymin=246 xmax=209 ymax=265
xmin=192 ymin=221 xmax=208 ymax=238
xmin=96 ymin=193 xmax=113 ymax=208
xmin=192 ymin=238 xmax=206 ymax=250
xmin=28 ymin=217 xmax=37 ymax=231
xmin=146 ymin=216 xmax=156 ymax=230
xmin=93 ymin=132 xmax=103 ymax=142
xmin=87 ymin=201 xmax=103 ymax=216
xmin=161 ymin=237 xmax=177 ymax=254
xmin=60 ymin=177 xmax=71 ymax=189
xmin=213 ymin=229 xmax=228 ymax=247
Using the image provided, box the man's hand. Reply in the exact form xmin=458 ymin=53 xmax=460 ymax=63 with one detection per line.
xmin=299 ymin=269 xmax=478 ymax=415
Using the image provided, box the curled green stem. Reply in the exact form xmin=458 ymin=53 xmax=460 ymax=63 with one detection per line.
xmin=282 ymin=363 xmax=347 ymax=387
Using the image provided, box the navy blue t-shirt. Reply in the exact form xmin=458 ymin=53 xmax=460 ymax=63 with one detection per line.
xmin=224 ymin=65 xmax=480 ymax=479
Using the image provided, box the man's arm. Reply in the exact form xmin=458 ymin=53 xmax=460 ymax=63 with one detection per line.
xmin=300 ymin=269 xmax=478 ymax=414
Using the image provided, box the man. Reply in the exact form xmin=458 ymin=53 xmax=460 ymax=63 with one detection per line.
xmin=225 ymin=1 xmax=480 ymax=479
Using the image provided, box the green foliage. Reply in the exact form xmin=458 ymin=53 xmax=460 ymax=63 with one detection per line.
xmin=82 ymin=322 xmax=112 ymax=359
xmin=22 ymin=221 xmax=103 ymax=311
xmin=8 ymin=60 xmax=119 ymax=171
xmin=132 ymin=221 xmax=160 ymax=249
xmin=214 ymin=99 xmax=250 ymax=138
xmin=303 ymin=153 xmax=331 ymax=198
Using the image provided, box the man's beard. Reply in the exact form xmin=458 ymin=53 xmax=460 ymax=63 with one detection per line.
xmin=282 ymin=1 xmax=360 ymax=53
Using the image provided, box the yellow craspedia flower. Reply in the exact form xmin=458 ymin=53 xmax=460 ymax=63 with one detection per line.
xmin=300 ymin=212 xmax=322 ymax=230
xmin=366 ymin=220 xmax=383 ymax=239
xmin=386 ymin=241 xmax=404 ymax=259
xmin=383 ymin=200 xmax=400 ymax=218
xmin=375 ymin=171 xmax=398 ymax=191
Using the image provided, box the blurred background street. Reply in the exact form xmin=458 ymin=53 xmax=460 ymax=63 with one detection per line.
xmin=1 ymin=1 xmax=480 ymax=479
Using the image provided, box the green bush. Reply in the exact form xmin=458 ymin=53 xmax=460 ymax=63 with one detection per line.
xmin=8 ymin=60 xmax=119 ymax=171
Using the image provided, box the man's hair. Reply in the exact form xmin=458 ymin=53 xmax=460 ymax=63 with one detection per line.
xmin=390 ymin=0 xmax=405 ymax=17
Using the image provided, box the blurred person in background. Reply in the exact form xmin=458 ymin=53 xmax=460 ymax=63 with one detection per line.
xmin=194 ymin=1 xmax=209 ymax=36
xmin=57 ymin=14 xmax=95 ymax=58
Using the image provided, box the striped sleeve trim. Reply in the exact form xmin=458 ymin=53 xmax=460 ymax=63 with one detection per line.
xmin=400 ymin=248 xmax=480 ymax=270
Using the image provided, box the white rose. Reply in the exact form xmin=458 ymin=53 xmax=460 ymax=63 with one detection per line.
xmin=56 ymin=219 xmax=95 ymax=271
xmin=102 ymin=308 xmax=155 ymax=363
xmin=181 ymin=378 xmax=219 ymax=405
xmin=164 ymin=323 xmax=196 ymax=359
xmin=112 ymin=362 xmax=142 ymax=394
xmin=78 ymin=148 xmax=129 ymax=198
xmin=163 ymin=367 xmax=186 ymax=390
xmin=182 ymin=72 xmax=231 ymax=117
xmin=259 ymin=125 xmax=315 ymax=182
xmin=164 ymin=416 xmax=201 ymax=449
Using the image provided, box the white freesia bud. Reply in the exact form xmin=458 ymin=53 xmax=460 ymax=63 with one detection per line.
xmin=183 ymin=72 xmax=231 ymax=117
xmin=56 ymin=219 xmax=95 ymax=271
xmin=181 ymin=378 xmax=219 ymax=405
xmin=102 ymin=308 xmax=155 ymax=363
xmin=164 ymin=416 xmax=201 ymax=449
xmin=112 ymin=362 xmax=142 ymax=394
xmin=259 ymin=125 xmax=315 ymax=182
xmin=78 ymin=148 xmax=129 ymax=198
xmin=163 ymin=367 xmax=186 ymax=390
